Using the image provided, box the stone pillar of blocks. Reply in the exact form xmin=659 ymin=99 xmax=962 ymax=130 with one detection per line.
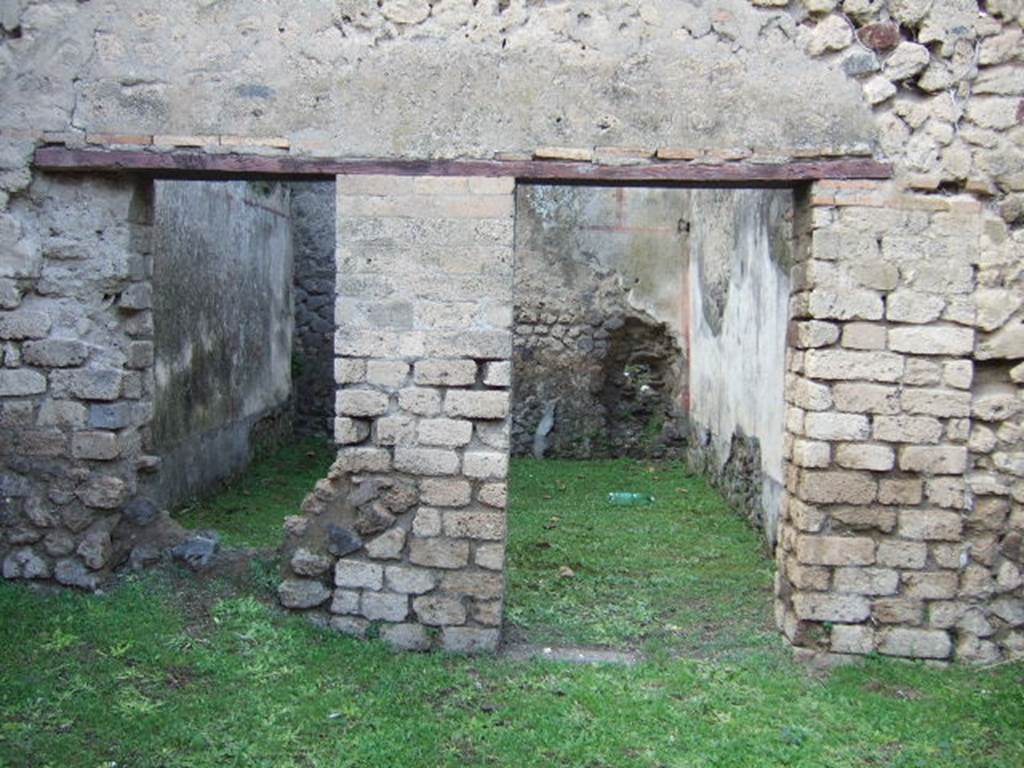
xmin=280 ymin=174 xmax=515 ymax=652
xmin=775 ymin=180 xmax=1023 ymax=663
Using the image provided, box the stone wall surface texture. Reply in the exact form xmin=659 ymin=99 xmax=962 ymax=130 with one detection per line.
xmin=290 ymin=182 xmax=337 ymax=436
xmin=278 ymin=175 xmax=515 ymax=652
xmin=0 ymin=0 xmax=1021 ymax=661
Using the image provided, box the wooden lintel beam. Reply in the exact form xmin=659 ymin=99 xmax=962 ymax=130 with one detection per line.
xmin=33 ymin=146 xmax=893 ymax=187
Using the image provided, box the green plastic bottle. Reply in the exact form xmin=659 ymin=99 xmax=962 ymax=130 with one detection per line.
xmin=607 ymin=492 xmax=655 ymax=505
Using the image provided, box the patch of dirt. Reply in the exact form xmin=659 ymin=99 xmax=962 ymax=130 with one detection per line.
xmin=863 ymin=680 xmax=923 ymax=700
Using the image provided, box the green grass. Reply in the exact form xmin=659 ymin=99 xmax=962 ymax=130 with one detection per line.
xmin=4 ymin=451 xmax=1021 ymax=766
xmin=171 ymin=437 xmax=335 ymax=548
xmin=1 ymin=571 xmax=1022 ymax=767
xmin=506 ymin=458 xmax=776 ymax=658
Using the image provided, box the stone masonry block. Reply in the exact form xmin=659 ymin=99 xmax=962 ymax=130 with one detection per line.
xmin=477 ymin=482 xmax=507 ymax=509
xmin=831 ymin=505 xmax=896 ymax=532
xmin=804 ymin=412 xmax=870 ymax=441
xmin=796 ymin=534 xmax=876 ymax=565
xmin=443 ymin=510 xmax=505 ymax=540
xmin=445 ymin=390 xmax=509 ymax=419
xmin=409 ymin=537 xmax=470 ymax=569
xmin=418 ymin=418 xmax=473 ymax=447
xmin=0 ymin=369 xmax=46 ymax=396
xmin=335 ymin=560 xmax=384 ymax=590
xmin=413 ymin=595 xmax=467 ymax=626
xmin=789 ymin=320 xmax=840 ymax=349
xmin=797 ymin=470 xmax=877 ymax=504
xmin=886 ymin=290 xmax=945 ymax=323
xmin=336 ymin=389 xmax=390 ymax=417
xmin=476 ymin=543 xmax=505 ymax=571
xmin=903 ymin=571 xmax=959 ymax=599
xmin=889 ymin=326 xmax=974 ymax=356
xmin=808 ymin=288 xmax=884 ymax=320
xmin=366 ymin=360 xmax=410 ymax=388
xmin=419 ymin=478 xmax=472 ymax=507
xmin=424 ymin=331 xmax=511 ymax=360
xmin=414 ymin=359 xmax=477 ymax=386
xmin=394 ymin=447 xmax=459 ymax=476
xmin=398 ymin=387 xmax=442 ymax=416
xmin=70 ymin=431 xmax=120 ymax=461
xmin=71 ymin=368 xmax=122 ymax=401
xmin=335 ymin=358 xmax=366 ymax=384
xmin=376 ymin=416 xmax=417 ymax=446
xmin=791 ymin=439 xmax=831 ymax=468
xmin=841 ymin=323 xmax=887 ymax=350
xmin=462 ymin=451 xmax=509 ymax=480
xmin=334 ymin=447 xmax=391 ymax=473
xmin=412 ymin=507 xmax=442 ymax=537
xmin=877 ymin=628 xmax=951 ymax=659
xmin=901 ymin=387 xmax=971 ymax=418
xmin=335 ymin=417 xmax=371 ymax=445
xmin=898 ymin=509 xmax=962 ymax=541
xmin=21 ymin=339 xmax=88 ymax=368
xmin=483 ymin=361 xmax=511 ymax=387
xmin=0 ymin=310 xmax=50 ymax=340
xmin=899 ymin=446 xmax=968 ymax=474
xmin=832 ymin=383 xmax=900 ymax=415
xmin=873 ymin=416 xmax=943 ymax=444
xmin=361 ymin=591 xmax=408 ymax=622
xmin=834 ymin=567 xmax=899 ymax=595
xmin=804 ymin=350 xmax=904 ymax=382
xmin=793 ymin=592 xmax=871 ymax=622
xmin=835 ymin=443 xmax=895 ymax=471
xmin=877 ymin=540 xmax=928 ymax=569
xmin=878 ymin=478 xmax=923 ymax=505
xmin=385 ymin=565 xmax=438 ymax=594
xmin=831 ymin=624 xmax=876 ymax=655
xmin=440 ymin=570 xmax=504 ymax=599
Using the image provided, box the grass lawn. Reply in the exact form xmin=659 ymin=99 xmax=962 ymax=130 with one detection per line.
xmin=171 ymin=437 xmax=336 ymax=548
xmin=2 ymin=448 xmax=1022 ymax=766
xmin=506 ymin=458 xmax=776 ymax=659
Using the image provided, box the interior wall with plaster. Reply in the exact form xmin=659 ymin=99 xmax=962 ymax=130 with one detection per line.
xmin=512 ymin=184 xmax=690 ymax=459
xmin=147 ymin=181 xmax=295 ymax=508
xmin=686 ymin=189 xmax=794 ymax=544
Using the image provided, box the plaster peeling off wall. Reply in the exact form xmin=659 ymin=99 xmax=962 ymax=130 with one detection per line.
xmin=147 ymin=181 xmax=294 ymax=508
xmin=688 ymin=189 xmax=793 ymax=545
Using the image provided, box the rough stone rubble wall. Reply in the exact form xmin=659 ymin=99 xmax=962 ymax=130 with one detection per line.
xmin=777 ymin=182 xmax=1023 ymax=663
xmin=290 ymin=182 xmax=336 ymax=436
xmin=277 ymin=175 xmax=515 ymax=652
xmin=0 ymin=175 xmax=160 ymax=588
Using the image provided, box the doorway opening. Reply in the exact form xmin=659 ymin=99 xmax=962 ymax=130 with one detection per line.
xmin=505 ymin=183 xmax=794 ymax=658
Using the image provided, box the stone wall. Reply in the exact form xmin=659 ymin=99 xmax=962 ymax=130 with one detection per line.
xmin=147 ymin=180 xmax=294 ymax=508
xmin=290 ymin=181 xmax=336 ymax=436
xmin=1 ymin=0 xmax=1022 ymax=662
xmin=687 ymin=189 xmax=794 ymax=542
xmin=512 ymin=185 xmax=689 ymax=459
xmin=776 ymin=182 xmax=1023 ymax=664
xmin=0 ymin=175 xmax=163 ymax=589
xmin=277 ymin=175 xmax=515 ymax=653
